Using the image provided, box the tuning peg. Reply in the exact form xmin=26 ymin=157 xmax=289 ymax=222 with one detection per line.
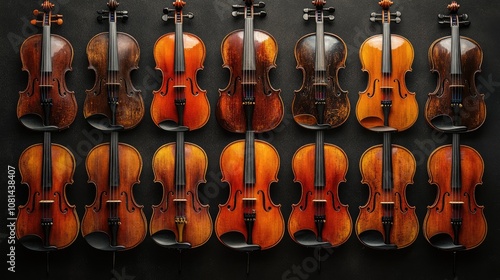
xmin=254 ymin=1 xmax=265 ymax=8
xmin=163 ymin=8 xmax=175 ymax=14
xmin=97 ymin=10 xmax=108 ymax=15
xmin=51 ymin=14 xmax=63 ymax=25
xmin=391 ymin=11 xmax=401 ymax=17
xmin=323 ymin=7 xmax=335 ymax=13
xmin=231 ymin=11 xmax=244 ymax=17
xmin=255 ymin=11 xmax=266 ymax=17
xmin=324 ymin=14 xmax=335 ymax=21
xmin=184 ymin=12 xmax=194 ymax=19
xmin=33 ymin=9 xmax=42 ymax=16
xmin=232 ymin=4 xmax=245 ymax=9
xmin=303 ymin=13 xmax=311 ymax=21
xmin=392 ymin=17 xmax=401 ymax=23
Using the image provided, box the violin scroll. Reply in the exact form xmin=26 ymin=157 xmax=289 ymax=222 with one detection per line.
xmin=31 ymin=1 xmax=63 ymax=26
xmin=303 ymin=1 xmax=335 ymax=21
xmin=97 ymin=0 xmax=128 ymax=23
xmin=162 ymin=0 xmax=194 ymax=23
xmin=438 ymin=1 xmax=470 ymax=26
xmin=232 ymin=1 xmax=266 ymax=18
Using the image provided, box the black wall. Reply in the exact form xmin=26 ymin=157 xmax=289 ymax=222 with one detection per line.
xmin=1 ymin=0 xmax=500 ymax=279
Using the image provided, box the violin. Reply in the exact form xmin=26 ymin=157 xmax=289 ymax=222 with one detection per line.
xmin=215 ymin=0 xmax=284 ymax=252
xmin=356 ymin=0 xmax=417 ymax=132
xmin=17 ymin=0 xmax=76 ymax=131
xmin=355 ymin=0 xmax=418 ymax=249
xmin=16 ymin=0 xmax=79 ymax=252
xmin=288 ymin=0 xmax=351 ymax=248
xmin=292 ymin=0 xmax=349 ymax=130
xmin=83 ymin=0 xmax=143 ymax=131
xmin=216 ymin=0 xmax=283 ymax=133
xmin=423 ymin=1 xmax=486 ymax=251
xmin=81 ymin=0 xmax=146 ymax=252
xmin=149 ymin=0 xmax=212 ymax=250
xmin=425 ymin=1 xmax=485 ymax=132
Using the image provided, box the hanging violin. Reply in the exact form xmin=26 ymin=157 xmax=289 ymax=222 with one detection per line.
xmin=149 ymin=0 xmax=212 ymax=250
xmin=356 ymin=0 xmax=417 ymax=132
xmin=292 ymin=0 xmax=349 ymax=130
xmin=81 ymin=0 xmax=146 ymax=253
xmin=355 ymin=0 xmax=418 ymax=250
xmin=215 ymin=0 xmax=284 ymax=254
xmin=423 ymin=1 xmax=486 ymax=251
xmin=16 ymin=0 xmax=79 ymax=253
xmin=288 ymin=0 xmax=351 ymax=248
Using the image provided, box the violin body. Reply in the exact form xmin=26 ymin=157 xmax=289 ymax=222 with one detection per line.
xmin=215 ymin=139 xmax=284 ymax=250
xmin=289 ymin=142 xmax=351 ymax=247
xmin=425 ymin=36 xmax=485 ymax=132
xmin=292 ymin=33 xmax=349 ymax=128
xmin=424 ymin=144 xmax=486 ymax=250
xmin=17 ymin=143 xmax=78 ymax=251
xmin=217 ymin=29 xmax=283 ymax=133
xmin=150 ymin=142 xmax=212 ymax=248
xmin=81 ymin=142 xmax=146 ymax=250
xmin=84 ymin=32 xmax=144 ymax=130
xmin=356 ymin=143 xmax=418 ymax=249
xmin=18 ymin=34 xmax=76 ymax=130
xmin=151 ymin=33 xmax=209 ymax=130
xmin=356 ymin=34 xmax=418 ymax=131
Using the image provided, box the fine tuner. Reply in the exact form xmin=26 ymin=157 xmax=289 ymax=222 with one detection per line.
xmin=97 ymin=9 xmax=128 ymax=23
xmin=162 ymin=8 xmax=194 ymax=22
xmin=303 ymin=7 xmax=335 ymax=21
xmin=31 ymin=9 xmax=63 ymax=26
xmin=370 ymin=11 xmax=401 ymax=23
xmin=232 ymin=1 xmax=266 ymax=17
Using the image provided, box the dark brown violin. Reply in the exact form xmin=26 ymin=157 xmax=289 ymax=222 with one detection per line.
xmin=215 ymin=0 xmax=284 ymax=254
xmin=288 ymin=0 xmax=351 ymax=248
xmin=17 ymin=0 xmax=76 ymax=131
xmin=424 ymin=1 xmax=486 ymax=251
xmin=83 ymin=0 xmax=143 ymax=131
xmin=149 ymin=0 xmax=212 ymax=250
xmin=216 ymin=0 xmax=283 ymax=133
xmin=356 ymin=0 xmax=417 ymax=132
xmin=16 ymin=0 xmax=79 ymax=252
xmin=292 ymin=0 xmax=349 ymax=130
xmin=355 ymin=0 xmax=418 ymax=249
xmin=425 ymin=1 xmax=485 ymax=132
xmin=81 ymin=0 xmax=146 ymax=252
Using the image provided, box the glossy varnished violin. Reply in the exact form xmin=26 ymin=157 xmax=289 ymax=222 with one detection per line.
xmin=216 ymin=0 xmax=283 ymax=133
xmin=81 ymin=0 xmax=146 ymax=253
xmin=356 ymin=0 xmax=417 ymax=132
xmin=425 ymin=1 xmax=485 ymax=132
xmin=292 ymin=0 xmax=349 ymax=130
xmin=423 ymin=1 xmax=486 ymax=251
xmin=215 ymin=0 xmax=284 ymax=254
xmin=288 ymin=0 xmax=351 ymax=248
xmin=16 ymin=0 xmax=79 ymax=253
xmin=149 ymin=0 xmax=212 ymax=250
xmin=355 ymin=0 xmax=418 ymax=250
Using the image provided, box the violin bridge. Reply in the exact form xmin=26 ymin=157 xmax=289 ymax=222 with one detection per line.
xmin=380 ymin=201 xmax=395 ymax=205
xmin=312 ymin=199 xmax=327 ymax=203
xmin=39 ymin=200 xmax=55 ymax=204
xmin=106 ymin=200 xmax=122 ymax=204
xmin=173 ymin=198 xmax=187 ymax=202
xmin=449 ymin=201 xmax=464 ymax=204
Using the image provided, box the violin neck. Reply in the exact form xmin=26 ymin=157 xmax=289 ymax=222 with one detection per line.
xmin=109 ymin=131 xmax=120 ymax=187
xmin=451 ymin=133 xmax=462 ymax=191
xmin=244 ymin=130 xmax=256 ymax=186
xmin=314 ymin=130 xmax=325 ymax=189
xmin=450 ymin=24 xmax=462 ymax=75
xmin=382 ymin=21 xmax=392 ymax=75
xmin=108 ymin=12 xmax=119 ymax=72
xmin=175 ymin=130 xmax=186 ymax=188
xmin=243 ymin=11 xmax=256 ymax=72
xmin=174 ymin=12 xmax=185 ymax=73
xmin=315 ymin=10 xmax=326 ymax=72
xmin=42 ymin=131 xmax=53 ymax=190
xmin=41 ymin=25 xmax=52 ymax=74
xmin=382 ymin=131 xmax=393 ymax=192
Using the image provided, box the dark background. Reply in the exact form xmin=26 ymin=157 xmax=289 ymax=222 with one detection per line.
xmin=1 ymin=0 xmax=500 ymax=279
